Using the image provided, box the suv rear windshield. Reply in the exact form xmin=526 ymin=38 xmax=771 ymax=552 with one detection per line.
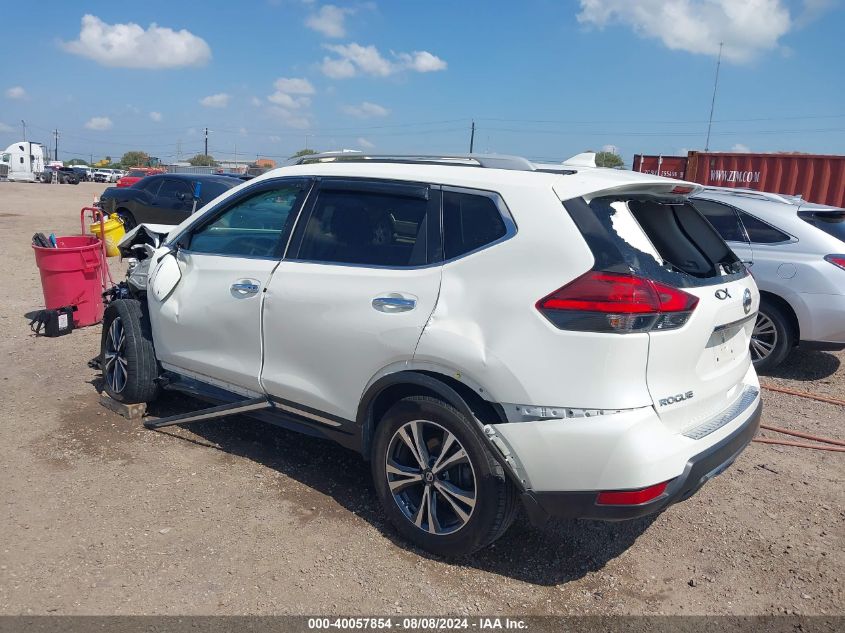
xmin=564 ymin=196 xmax=746 ymax=288
xmin=799 ymin=209 xmax=845 ymax=243
xmin=128 ymin=170 xmax=148 ymax=177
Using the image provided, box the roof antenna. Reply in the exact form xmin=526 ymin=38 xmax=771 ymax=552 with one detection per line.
xmin=704 ymin=42 xmax=723 ymax=152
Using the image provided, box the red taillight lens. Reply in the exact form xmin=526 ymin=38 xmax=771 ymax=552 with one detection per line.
xmin=670 ymin=185 xmax=695 ymax=194
xmin=825 ymin=254 xmax=845 ymax=271
xmin=596 ymin=481 xmax=668 ymax=506
xmin=537 ymin=271 xmax=698 ymax=333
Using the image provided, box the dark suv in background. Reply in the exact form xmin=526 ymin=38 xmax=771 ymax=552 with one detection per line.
xmin=98 ymin=173 xmax=241 ymax=228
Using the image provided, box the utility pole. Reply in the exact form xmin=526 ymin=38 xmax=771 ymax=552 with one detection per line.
xmin=705 ymin=42 xmax=723 ymax=152
xmin=305 ymin=134 xmax=310 ymax=150
xmin=469 ymin=120 xmax=475 ymax=154
xmin=53 ymin=129 xmax=59 ymax=162
xmin=204 ymin=127 xmax=209 ymax=156
xmin=21 ymin=120 xmax=26 ymax=141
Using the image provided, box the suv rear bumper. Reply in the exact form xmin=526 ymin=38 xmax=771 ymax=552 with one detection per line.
xmin=519 ymin=398 xmax=761 ymax=524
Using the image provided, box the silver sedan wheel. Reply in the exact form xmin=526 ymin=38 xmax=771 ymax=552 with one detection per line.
xmin=385 ymin=420 xmax=477 ymax=536
xmin=104 ymin=317 xmax=128 ymax=393
xmin=750 ymin=312 xmax=778 ymax=363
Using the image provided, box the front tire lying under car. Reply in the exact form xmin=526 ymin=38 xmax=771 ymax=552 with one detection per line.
xmin=371 ymin=396 xmax=519 ymax=557
xmin=100 ymin=299 xmax=159 ymax=404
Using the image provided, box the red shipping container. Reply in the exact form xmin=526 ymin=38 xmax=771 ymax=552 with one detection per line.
xmin=685 ymin=152 xmax=845 ymax=208
xmin=632 ymin=154 xmax=687 ymax=179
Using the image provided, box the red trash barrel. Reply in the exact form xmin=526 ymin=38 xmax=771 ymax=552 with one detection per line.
xmin=32 ymin=236 xmax=105 ymax=327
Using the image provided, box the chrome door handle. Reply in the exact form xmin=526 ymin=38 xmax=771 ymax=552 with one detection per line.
xmin=372 ymin=296 xmax=416 ymax=313
xmin=231 ymin=282 xmax=260 ymax=295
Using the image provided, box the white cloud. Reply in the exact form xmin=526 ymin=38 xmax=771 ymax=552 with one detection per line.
xmin=200 ymin=93 xmax=230 ymax=108
xmin=576 ymin=0 xmax=792 ymax=63
xmin=0 ymin=122 xmax=14 ymax=132
xmin=149 ymin=111 xmax=162 ymax=122
xmin=268 ymin=106 xmax=311 ymax=130
xmin=306 ymin=5 xmax=353 ymax=38
xmin=61 ymin=14 xmax=211 ymax=69
xmin=732 ymin=143 xmax=751 ymax=152
xmin=342 ymin=101 xmax=390 ymax=118
xmin=251 ymin=96 xmax=263 ymax=107
xmin=5 ymin=86 xmax=27 ymax=99
xmin=266 ymin=77 xmax=315 ymax=127
xmin=395 ymin=51 xmax=448 ymax=73
xmin=268 ymin=135 xmax=282 ymax=143
xmin=84 ymin=116 xmax=113 ymax=131
xmin=321 ymin=43 xmax=447 ymax=78
xmin=273 ymin=77 xmax=315 ymax=95
xmin=356 ymin=137 xmax=375 ymax=149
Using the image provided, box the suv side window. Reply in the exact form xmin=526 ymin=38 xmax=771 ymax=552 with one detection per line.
xmin=158 ymin=178 xmax=192 ymax=199
xmin=188 ymin=183 xmax=306 ymax=258
xmin=692 ymin=199 xmax=747 ymax=242
xmin=295 ymin=184 xmax=430 ymax=267
xmin=737 ymin=210 xmax=791 ymax=244
xmin=443 ymin=190 xmax=509 ymax=259
xmin=138 ymin=177 xmax=162 ymax=194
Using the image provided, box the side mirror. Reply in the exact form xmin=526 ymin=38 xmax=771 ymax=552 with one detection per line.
xmin=176 ymin=192 xmax=187 ymax=201
xmin=149 ymin=251 xmax=182 ymax=301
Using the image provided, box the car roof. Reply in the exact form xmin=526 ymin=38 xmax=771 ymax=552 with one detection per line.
xmin=143 ymin=173 xmax=241 ymax=185
xmin=253 ymin=153 xmax=699 ymax=201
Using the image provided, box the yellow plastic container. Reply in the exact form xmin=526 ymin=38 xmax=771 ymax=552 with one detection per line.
xmin=89 ymin=214 xmax=126 ymax=257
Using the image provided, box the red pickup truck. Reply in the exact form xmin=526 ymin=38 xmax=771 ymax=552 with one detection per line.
xmin=116 ymin=167 xmax=165 ymax=188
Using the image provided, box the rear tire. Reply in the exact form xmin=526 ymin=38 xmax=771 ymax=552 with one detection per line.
xmin=751 ymin=299 xmax=794 ymax=372
xmin=116 ymin=209 xmax=136 ymax=230
xmin=371 ymin=396 xmax=518 ymax=557
xmin=100 ymin=299 xmax=159 ymax=404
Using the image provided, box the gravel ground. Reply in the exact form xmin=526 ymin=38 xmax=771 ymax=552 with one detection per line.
xmin=0 ymin=181 xmax=842 ymax=616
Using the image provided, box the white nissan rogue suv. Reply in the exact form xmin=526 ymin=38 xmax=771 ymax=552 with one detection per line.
xmin=101 ymin=153 xmax=762 ymax=556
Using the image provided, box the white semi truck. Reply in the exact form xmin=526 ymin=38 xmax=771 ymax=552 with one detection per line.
xmin=0 ymin=141 xmax=46 ymax=182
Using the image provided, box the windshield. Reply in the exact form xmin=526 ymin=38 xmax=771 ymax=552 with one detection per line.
xmin=800 ymin=210 xmax=845 ymax=243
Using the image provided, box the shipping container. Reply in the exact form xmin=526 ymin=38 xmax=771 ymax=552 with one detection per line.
xmin=685 ymin=152 xmax=845 ymax=208
xmin=632 ymin=154 xmax=687 ymax=179
xmin=632 ymin=152 xmax=845 ymax=208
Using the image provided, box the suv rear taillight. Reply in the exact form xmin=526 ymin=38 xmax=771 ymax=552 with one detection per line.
xmin=536 ymin=271 xmax=699 ymax=333
xmin=825 ymin=255 xmax=845 ymax=271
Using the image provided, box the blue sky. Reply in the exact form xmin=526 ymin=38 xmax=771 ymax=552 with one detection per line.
xmin=1 ymin=0 xmax=843 ymax=166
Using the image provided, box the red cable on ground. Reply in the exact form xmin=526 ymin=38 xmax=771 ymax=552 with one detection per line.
xmin=761 ymin=383 xmax=845 ymax=408
xmin=753 ymin=437 xmax=845 ymax=452
xmin=759 ymin=424 xmax=845 ymax=447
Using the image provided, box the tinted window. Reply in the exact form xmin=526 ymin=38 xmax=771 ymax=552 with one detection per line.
xmin=443 ymin=191 xmax=507 ymax=259
xmin=296 ymin=189 xmax=429 ymax=267
xmin=128 ymin=170 xmax=148 ymax=177
xmin=158 ymin=179 xmax=192 ymax=198
xmin=693 ymin=199 xmax=747 ymax=242
xmin=799 ymin=210 xmax=845 ymax=242
xmin=189 ymin=185 xmax=304 ymax=258
xmin=738 ymin=211 xmax=791 ymax=243
xmin=135 ymin=177 xmax=162 ymax=194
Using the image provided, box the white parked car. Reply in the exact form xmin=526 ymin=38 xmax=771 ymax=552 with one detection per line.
xmin=93 ymin=169 xmax=113 ymax=183
xmin=101 ymin=153 xmax=762 ymax=556
xmin=691 ymin=188 xmax=845 ymax=371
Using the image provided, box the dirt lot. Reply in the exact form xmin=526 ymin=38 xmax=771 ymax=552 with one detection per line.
xmin=0 ymin=181 xmax=842 ymax=616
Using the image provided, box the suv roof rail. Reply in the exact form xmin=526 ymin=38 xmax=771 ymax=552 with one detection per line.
xmin=290 ymin=152 xmax=571 ymax=173
xmin=701 ymin=186 xmax=802 ymax=205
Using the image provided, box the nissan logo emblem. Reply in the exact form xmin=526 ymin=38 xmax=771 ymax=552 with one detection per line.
xmin=743 ymin=288 xmax=752 ymax=314
xmin=715 ymin=289 xmax=731 ymax=300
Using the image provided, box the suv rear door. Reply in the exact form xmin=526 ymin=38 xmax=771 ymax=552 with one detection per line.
xmin=561 ymin=187 xmax=759 ymax=433
xmin=261 ymin=178 xmax=442 ymax=422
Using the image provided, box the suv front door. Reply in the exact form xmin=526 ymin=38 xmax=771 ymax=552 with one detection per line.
xmin=149 ymin=178 xmax=312 ymax=392
xmin=261 ymin=178 xmax=442 ymax=421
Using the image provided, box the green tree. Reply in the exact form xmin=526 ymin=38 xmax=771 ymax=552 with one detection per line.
xmin=291 ymin=148 xmax=318 ymax=158
xmin=189 ymin=153 xmax=217 ymax=166
xmin=120 ymin=151 xmax=150 ymax=168
xmin=66 ymin=158 xmax=88 ymax=166
xmin=595 ymin=150 xmax=624 ymax=168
